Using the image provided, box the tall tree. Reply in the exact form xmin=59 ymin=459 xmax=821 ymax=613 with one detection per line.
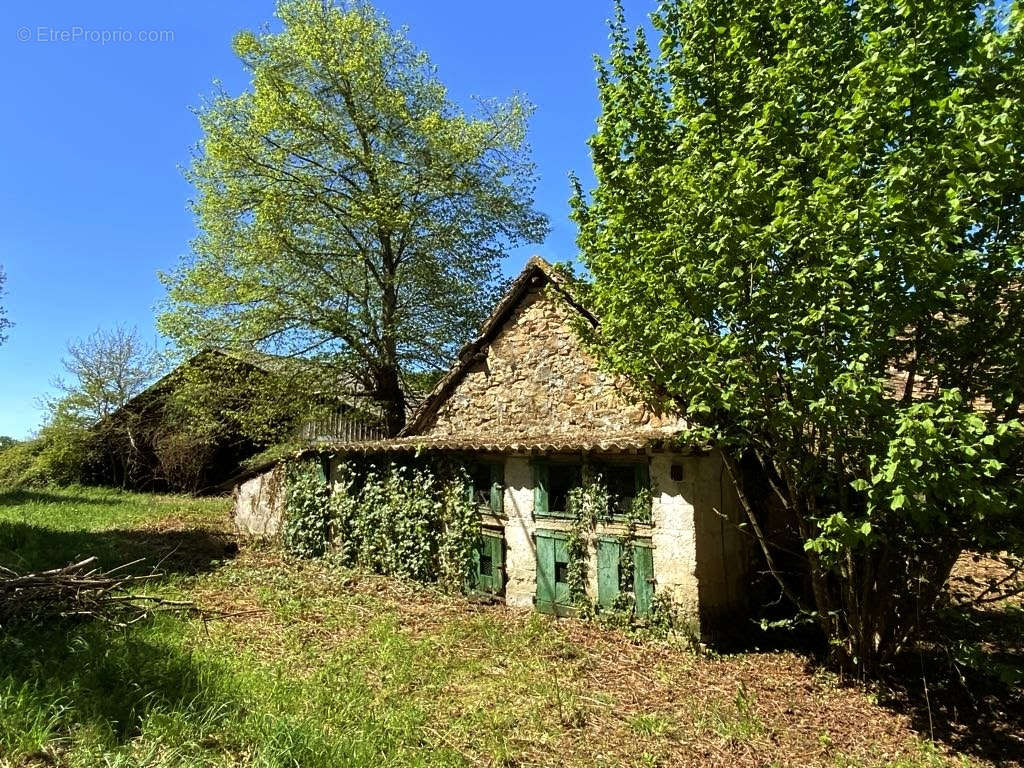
xmin=160 ymin=0 xmax=548 ymax=435
xmin=33 ymin=326 xmax=161 ymax=487
xmin=573 ymin=0 xmax=1024 ymax=675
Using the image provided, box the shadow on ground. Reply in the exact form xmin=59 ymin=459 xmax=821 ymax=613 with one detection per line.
xmin=878 ymin=600 xmax=1024 ymax=766
xmin=0 ymin=619 xmax=238 ymax=759
xmin=708 ymin=581 xmax=1024 ymax=765
xmin=0 ymin=520 xmax=237 ymax=577
xmin=0 ymin=488 xmax=125 ymax=508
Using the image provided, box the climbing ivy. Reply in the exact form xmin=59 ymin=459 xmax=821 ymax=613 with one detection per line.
xmin=281 ymin=460 xmax=332 ymax=558
xmin=563 ymin=466 xmax=678 ymax=640
xmin=566 ymin=470 xmax=609 ymax=617
xmin=282 ymin=457 xmax=480 ymax=591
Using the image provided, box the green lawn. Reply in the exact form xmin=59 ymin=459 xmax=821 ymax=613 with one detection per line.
xmin=0 ymin=486 xmax=1014 ymax=768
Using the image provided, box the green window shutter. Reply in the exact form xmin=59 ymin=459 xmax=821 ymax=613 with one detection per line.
xmin=532 ymin=460 xmax=549 ymax=518
xmin=490 ymin=532 xmax=504 ymax=594
xmin=535 ymin=532 xmax=555 ymax=613
xmin=489 ymin=463 xmax=504 ymax=515
xmin=633 ymin=542 xmax=655 ymax=616
xmin=596 ymin=538 xmax=621 ymax=609
xmin=551 ymin=534 xmax=573 ymax=616
xmin=470 ymin=539 xmax=483 ymax=592
xmin=318 ymin=455 xmax=330 ymax=485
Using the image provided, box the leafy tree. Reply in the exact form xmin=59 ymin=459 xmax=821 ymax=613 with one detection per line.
xmin=0 ymin=437 xmax=16 ymax=452
xmin=0 ymin=265 xmax=11 ymax=345
xmin=160 ymin=0 xmax=548 ymax=435
xmin=47 ymin=325 xmax=160 ymax=426
xmin=35 ymin=326 xmax=161 ymax=487
xmin=573 ymin=0 xmax=1024 ymax=675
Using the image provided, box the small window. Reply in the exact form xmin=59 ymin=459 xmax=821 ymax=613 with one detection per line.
xmin=467 ymin=460 xmax=504 ymax=515
xmin=594 ymin=461 xmax=651 ymax=521
xmin=549 ymin=462 xmax=582 ymax=516
xmin=554 ymin=560 xmax=569 ymax=584
xmin=469 ymin=463 xmax=492 ymax=507
xmin=605 ymin=464 xmax=637 ymax=517
xmin=533 ymin=459 xmax=582 ymax=518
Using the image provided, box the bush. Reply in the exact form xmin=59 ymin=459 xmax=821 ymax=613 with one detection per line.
xmin=0 ymin=440 xmax=40 ymax=488
xmin=282 ymin=462 xmax=332 ymax=559
xmin=0 ymin=425 xmax=96 ymax=489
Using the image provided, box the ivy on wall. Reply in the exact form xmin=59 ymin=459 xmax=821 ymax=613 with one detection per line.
xmin=282 ymin=457 xmax=480 ymax=593
xmin=565 ymin=469 xmax=680 ymax=637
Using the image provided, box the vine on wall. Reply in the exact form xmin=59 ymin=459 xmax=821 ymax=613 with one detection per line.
xmin=282 ymin=457 xmax=481 ymax=593
xmin=564 ymin=468 xmax=677 ymax=637
xmin=282 ymin=461 xmax=332 ymax=558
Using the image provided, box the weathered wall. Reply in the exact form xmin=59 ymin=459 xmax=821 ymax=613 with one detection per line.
xmin=503 ymin=456 xmax=537 ymax=608
xmin=692 ymin=451 xmax=750 ymax=634
xmin=232 ymin=466 xmax=284 ymax=538
xmin=419 ymin=286 xmax=684 ymax=442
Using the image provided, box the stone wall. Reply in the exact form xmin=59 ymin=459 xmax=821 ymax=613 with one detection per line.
xmin=419 ymin=285 xmax=684 ymax=441
xmin=232 ymin=466 xmax=284 ymax=538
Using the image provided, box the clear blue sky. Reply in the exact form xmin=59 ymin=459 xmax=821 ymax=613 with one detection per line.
xmin=0 ymin=1 xmax=656 ymax=439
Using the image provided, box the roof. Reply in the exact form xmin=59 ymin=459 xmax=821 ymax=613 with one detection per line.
xmin=308 ymin=432 xmax=692 ymax=455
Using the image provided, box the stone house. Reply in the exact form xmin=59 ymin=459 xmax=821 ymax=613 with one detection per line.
xmin=236 ymin=257 xmax=753 ymax=637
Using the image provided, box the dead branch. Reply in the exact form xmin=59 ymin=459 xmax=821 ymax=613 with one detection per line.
xmin=0 ymin=557 xmax=201 ymax=628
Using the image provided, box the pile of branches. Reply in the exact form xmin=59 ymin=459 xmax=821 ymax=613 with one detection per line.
xmin=0 ymin=557 xmax=195 ymax=628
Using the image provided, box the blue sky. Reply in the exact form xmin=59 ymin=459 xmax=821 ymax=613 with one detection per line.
xmin=0 ymin=1 xmax=657 ymax=439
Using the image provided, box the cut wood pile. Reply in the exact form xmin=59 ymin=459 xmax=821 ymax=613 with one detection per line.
xmin=0 ymin=557 xmax=193 ymax=627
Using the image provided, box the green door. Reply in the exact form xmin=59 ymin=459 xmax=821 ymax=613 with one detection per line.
xmin=535 ymin=530 xmax=572 ymax=616
xmin=633 ymin=542 xmax=655 ymax=616
xmin=472 ymin=531 xmax=505 ymax=596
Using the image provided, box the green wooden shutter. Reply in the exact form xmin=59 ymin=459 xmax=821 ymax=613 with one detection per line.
xmin=532 ymin=460 xmax=549 ymax=517
xmin=551 ymin=534 xmax=573 ymax=616
xmin=633 ymin=542 xmax=655 ymax=616
xmin=535 ymin=532 xmax=555 ymax=613
xmin=474 ymin=531 xmax=504 ymax=595
xmin=490 ymin=532 xmax=504 ymax=594
xmin=597 ymin=538 xmax=621 ymax=609
xmin=318 ymin=455 xmax=330 ymax=485
xmin=489 ymin=463 xmax=504 ymax=515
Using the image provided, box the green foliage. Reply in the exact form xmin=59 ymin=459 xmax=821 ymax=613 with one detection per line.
xmin=0 ymin=440 xmax=39 ymax=488
xmin=566 ymin=471 xmax=609 ymax=614
xmin=159 ymin=0 xmax=547 ymax=433
xmin=573 ymin=0 xmax=1024 ymax=674
xmin=282 ymin=461 xmax=333 ymax=559
xmin=0 ymin=413 xmax=97 ymax=489
xmin=282 ymin=458 xmax=480 ymax=591
xmin=438 ymin=475 xmax=483 ymax=592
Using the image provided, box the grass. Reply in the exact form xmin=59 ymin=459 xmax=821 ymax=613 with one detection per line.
xmin=0 ymin=486 xmax=1016 ymax=768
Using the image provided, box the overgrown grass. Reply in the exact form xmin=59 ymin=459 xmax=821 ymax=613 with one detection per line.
xmin=0 ymin=486 xmax=1006 ymax=767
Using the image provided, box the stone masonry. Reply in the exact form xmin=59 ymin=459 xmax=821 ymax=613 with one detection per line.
xmin=417 ymin=284 xmax=685 ymax=443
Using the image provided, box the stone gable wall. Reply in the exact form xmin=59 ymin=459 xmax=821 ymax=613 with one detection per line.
xmin=419 ymin=286 xmax=684 ymax=440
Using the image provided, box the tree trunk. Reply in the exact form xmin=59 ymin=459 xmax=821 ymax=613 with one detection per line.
xmin=375 ymin=365 xmax=406 ymax=437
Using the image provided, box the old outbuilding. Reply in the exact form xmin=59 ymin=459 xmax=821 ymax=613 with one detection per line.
xmin=236 ymin=257 xmax=754 ymax=637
